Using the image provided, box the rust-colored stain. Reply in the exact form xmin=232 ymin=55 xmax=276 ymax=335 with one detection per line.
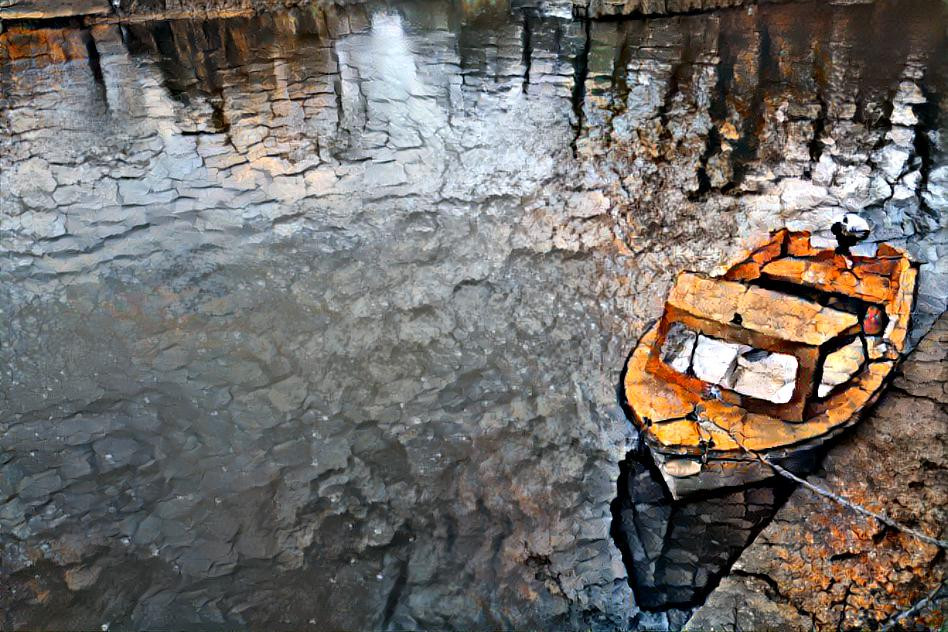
xmin=623 ymin=229 xmax=917 ymax=496
xmin=757 ymin=491 xmax=944 ymax=629
xmin=0 ymin=26 xmax=90 ymax=65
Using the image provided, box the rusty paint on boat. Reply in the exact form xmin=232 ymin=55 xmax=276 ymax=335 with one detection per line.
xmin=622 ymin=229 xmax=918 ymax=498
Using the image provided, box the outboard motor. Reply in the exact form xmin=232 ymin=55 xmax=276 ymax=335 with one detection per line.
xmin=831 ymin=213 xmax=871 ymax=255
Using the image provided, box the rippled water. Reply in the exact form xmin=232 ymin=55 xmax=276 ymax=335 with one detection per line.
xmin=2 ymin=0 xmax=945 ymax=628
xmin=2 ymin=5 xmax=639 ymax=628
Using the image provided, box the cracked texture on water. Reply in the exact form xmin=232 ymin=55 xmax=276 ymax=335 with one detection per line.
xmin=1 ymin=0 xmax=946 ymax=629
xmin=2 ymin=5 xmax=635 ymax=628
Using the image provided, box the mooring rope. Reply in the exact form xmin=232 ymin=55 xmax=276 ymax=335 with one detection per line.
xmin=879 ymin=579 xmax=947 ymax=632
xmin=759 ymin=456 xmax=948 ymax=550
xmin=700 ymin=419 xmax=948 ymax=629
xmin=708 ymin=420 xmax=948 ymax=550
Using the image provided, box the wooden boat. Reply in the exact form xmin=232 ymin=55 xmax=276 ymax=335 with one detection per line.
xmin=622 ymin=228 xmax=918 ymax=499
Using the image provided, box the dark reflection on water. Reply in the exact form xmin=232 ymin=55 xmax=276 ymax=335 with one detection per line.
xmin=612 ymin=448 xmax=795 ymax=614
xmin=1 ymin=0 xmax=945 ymax=628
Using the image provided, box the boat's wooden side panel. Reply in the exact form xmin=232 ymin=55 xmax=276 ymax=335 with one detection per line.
xmin=624 ymin=328 xmax=695 ymax=425
xmin=762 ymin=257 xmax=895 ymax=303
xmin=885 ymin=261 xmax=917 ymax=354
xmin=628 ymin=323 xmax=897 ymax=454
xmin=651 ymin=438 xmax=824 ymax=499
xmin=722 ymin=229 xmax=788 ymax=282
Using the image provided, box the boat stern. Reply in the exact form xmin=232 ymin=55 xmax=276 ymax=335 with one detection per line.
xmin=648 ymin=444 xmax=821 ymax=500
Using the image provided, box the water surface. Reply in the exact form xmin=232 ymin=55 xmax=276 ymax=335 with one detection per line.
xmin=1 ymin=0 xmax=945 ymax=628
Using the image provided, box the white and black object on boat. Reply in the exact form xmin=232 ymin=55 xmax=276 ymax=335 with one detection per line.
xmin=831 ymin=213 xmax=871 ymax=255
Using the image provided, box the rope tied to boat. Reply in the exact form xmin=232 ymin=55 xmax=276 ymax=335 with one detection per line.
xmin=705 ymin=418 xmax=948 ymax=551
xmin=756 ymin=456 xmax=948 ymax=550
xmin=697 ymin=412 xmax=948 ymax=628
xmin=878 ymin=579 xmax=948 ymax=632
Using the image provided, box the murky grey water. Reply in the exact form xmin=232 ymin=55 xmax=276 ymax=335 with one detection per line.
xmin=2 ymin=0 xmax=945 ymax=628
xmin=2 ymin=5 xmax=638 ymax=628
